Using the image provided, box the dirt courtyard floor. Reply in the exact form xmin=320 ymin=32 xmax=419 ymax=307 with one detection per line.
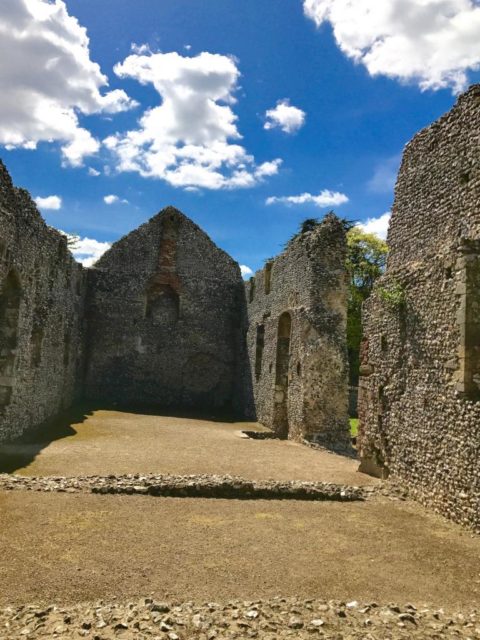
xmin=1 ymin=408 xmax=479 ymax=635
xmin=0 ymin=407 xmax=376 ymax=486
xmin=1 ymin=491 xmax=480 ymax=609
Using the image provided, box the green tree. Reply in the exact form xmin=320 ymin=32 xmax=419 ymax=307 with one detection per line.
xmin=346 ymin=227 xmax=388 ymax=385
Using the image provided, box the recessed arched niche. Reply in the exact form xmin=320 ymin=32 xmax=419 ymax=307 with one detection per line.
xmin=146 ymin=284 xmax=179 ymax=326
xmin=0 ymin=270 xmax=21 ymax=409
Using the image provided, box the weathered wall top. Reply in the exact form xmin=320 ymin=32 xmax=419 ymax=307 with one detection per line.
xmin=387 ymin=83 xmax=480 ymax=269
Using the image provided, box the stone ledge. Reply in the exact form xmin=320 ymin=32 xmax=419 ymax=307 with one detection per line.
xmin=1 ymin=596 xmax=478 ymax=640
xmin=0 ymin=473 xmax=367 ymax=502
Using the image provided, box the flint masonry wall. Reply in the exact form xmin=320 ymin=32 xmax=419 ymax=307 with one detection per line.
xmin=359 ymin=85 xmax=480 ymax=531
xmin=0 ymin=158 xmax=348 ymax=445
xmin=0 ymin=161 xmax=86 ymax=442
xmin=84 ymin=207 xmax=244 ymax=411
xmin=245 ymin=214 xmax=349 ymax=444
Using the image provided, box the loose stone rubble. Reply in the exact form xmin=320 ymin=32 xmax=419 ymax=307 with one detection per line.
xmin=1 ymin=597 xmax=479 ymax=640
xmin=0 ymin=473 xmax=366 ymax=502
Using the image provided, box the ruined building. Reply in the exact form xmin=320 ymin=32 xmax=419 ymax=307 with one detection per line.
xmin=359 ymin=85 xmax=480 ymax=531
xmin=0 ymin=163 xmax=86 ymax=443
xmin=0 ymin=159 xmax=349 ymax=445
xmin=84 ymin=209 xmax=243 ymax=411
xmin=245 ymin=216 xmax=349 ymax=445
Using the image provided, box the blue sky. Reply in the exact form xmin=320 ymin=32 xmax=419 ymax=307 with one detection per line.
xmin=2 ymin=0 xmax=480 ymax=273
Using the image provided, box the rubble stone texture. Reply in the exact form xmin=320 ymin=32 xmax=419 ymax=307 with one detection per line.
xmin=244 ymin=214 xmax=349 ymax=445
xmin=0 ymin=163 xmax=86 ymax=443
xmin=85 ymin=208 xmax=243 ymax=411
xmin=0 ymin=161 xmax=349 ymax=445
xmin=1 ymin=597 xmax=479 ymax=640
xmin=0 ymin=472 xmax=367 ymax=501
xmin=358 ymin=84 xmax=480 ymax=532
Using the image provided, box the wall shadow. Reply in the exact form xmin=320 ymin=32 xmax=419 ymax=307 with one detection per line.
xmin=0 ymin=401 xmax=259 ymax=474
xmin=0 ymin=404 xmax=94 ymax=474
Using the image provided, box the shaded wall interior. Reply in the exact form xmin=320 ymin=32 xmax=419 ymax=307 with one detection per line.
xmin=0 ymin=162 xmax=86 ymax=442
xmin=84 ymin=207 xmax=245 ymax=412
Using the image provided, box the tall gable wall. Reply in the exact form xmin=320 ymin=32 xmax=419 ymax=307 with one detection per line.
xmin=84 ymin=207 xmax=245 ymax=411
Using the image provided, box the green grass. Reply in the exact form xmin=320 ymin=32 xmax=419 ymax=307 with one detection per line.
xmin=349 ymin=418 xmax=359 ymax=437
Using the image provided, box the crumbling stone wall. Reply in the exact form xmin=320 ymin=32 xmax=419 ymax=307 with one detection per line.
xmin=245 ymin=214 xmax=349 ymax=445
xmin=0 ymin=159 xmax=348 ymax=446
xmin=0 ymin=162 xmax=86 ymax=442
xmin=84 ymin=207 xmax=244 ymax=412
xmin=359 ymin=85 xmax=480 ymax=531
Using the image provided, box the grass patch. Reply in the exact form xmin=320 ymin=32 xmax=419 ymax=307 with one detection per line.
xmin=349 ymin=418 xmax=358 ymax=437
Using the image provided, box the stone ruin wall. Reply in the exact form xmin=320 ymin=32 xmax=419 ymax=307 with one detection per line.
xmin=84 ymin=207 xmax=245 ymax=412
xmin=0 ymin=162 xmax=86 ymax=442
xmin=245 ymin=214 xmax=349 ymax=445
xmin=359 ymin=85 xmax=480 ymax=531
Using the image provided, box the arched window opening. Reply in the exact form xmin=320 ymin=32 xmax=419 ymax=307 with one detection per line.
xmin=249 ymin=277 xmax=255 ymax=303
xmin=275 ymin=312 xmax=292 ymax=386
xmin=0 ymin=271 xmax=21 ymax=409
xmin=273 ymin=311 xmax=292 ymax=438
xmin=146 ymin=284 xmax=179 ymax=326
xmin=255 ymin=324 xmax=265 ymax=380
xmin=264 ymin=262 xmax=273 ymax=295
xmin=31 ymin=326 xmax=44 ymax=368
xmin=63 ymin=330 xmax=71 ymax=367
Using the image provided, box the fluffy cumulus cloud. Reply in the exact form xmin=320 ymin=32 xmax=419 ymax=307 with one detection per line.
xmin=64 ymin=234 xmax=111 ymax=267
xmin=105 ymin=50 xmax=282 ymax=189
xmin=264 ymin=99 xmax=306 ymax=134
xmin=304 ymin=0 xmax=480 ymax=92
xmin=240 ymin=264 xmax=253 ymax=279
xmin=103 ymin=194 xmax=129 ymax=205
xmin=0 ymin=0 xmax=136 ymax=166
xmin=266 ymin=190 xmax=349 ymax=207
xmin=34 ymin=195 xmax=62 ymax=210
xmin=358 ymin=211 xmax=391 ymax=239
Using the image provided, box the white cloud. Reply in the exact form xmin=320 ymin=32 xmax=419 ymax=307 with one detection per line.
xmin=304 ymin=0 xmax=480 ymax=92
xmin=0 ymin=0 xmax=137 ymax=166
xmin=88 ymin=167 xmax=101 ymax=177
xmin=358 ymin=211 xmax=391 ymax=239
xmin=240 ymin=264 xmax=254 ymax=279
xmin=104 ymin=194 xmax=128 ymax=205
xmin=367 ymin=155 xmax=401 ymax=194
xmin=266 ymin=190 xmax=349 ymax=208
xmin=63 ymin=233 xmax=111 ymax=267
xmin=264 ymin=99 xmax=306 ymax=134
xmin=34 ymin=195 xmax=62 ymax=210
xmin=105 ymin=50 xmax=281 ymax=189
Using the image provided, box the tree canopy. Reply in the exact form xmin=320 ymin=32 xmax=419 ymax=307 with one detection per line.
xmin=346 ymin=226 xmax=388 ymax=385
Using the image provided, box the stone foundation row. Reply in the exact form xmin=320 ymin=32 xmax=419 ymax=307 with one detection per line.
xmin=1 ymin=596 xmax=478 ymax=639
xmin=0 ymin=473 xmax=370 ymax=501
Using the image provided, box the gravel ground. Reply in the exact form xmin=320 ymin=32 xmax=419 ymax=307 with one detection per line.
xmin=1 ymin=597 xmax=479 ymax=639
xmin=0 ymin=409 xmax=377 ymax=486
xmin=1 ymin=492 xmax=479 ymax=609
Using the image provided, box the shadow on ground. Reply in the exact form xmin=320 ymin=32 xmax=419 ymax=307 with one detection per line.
xmin=0 ymin=403 xmax=249 ymax=474
xmin=0 ymin=405 xmax=92 ymax=473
